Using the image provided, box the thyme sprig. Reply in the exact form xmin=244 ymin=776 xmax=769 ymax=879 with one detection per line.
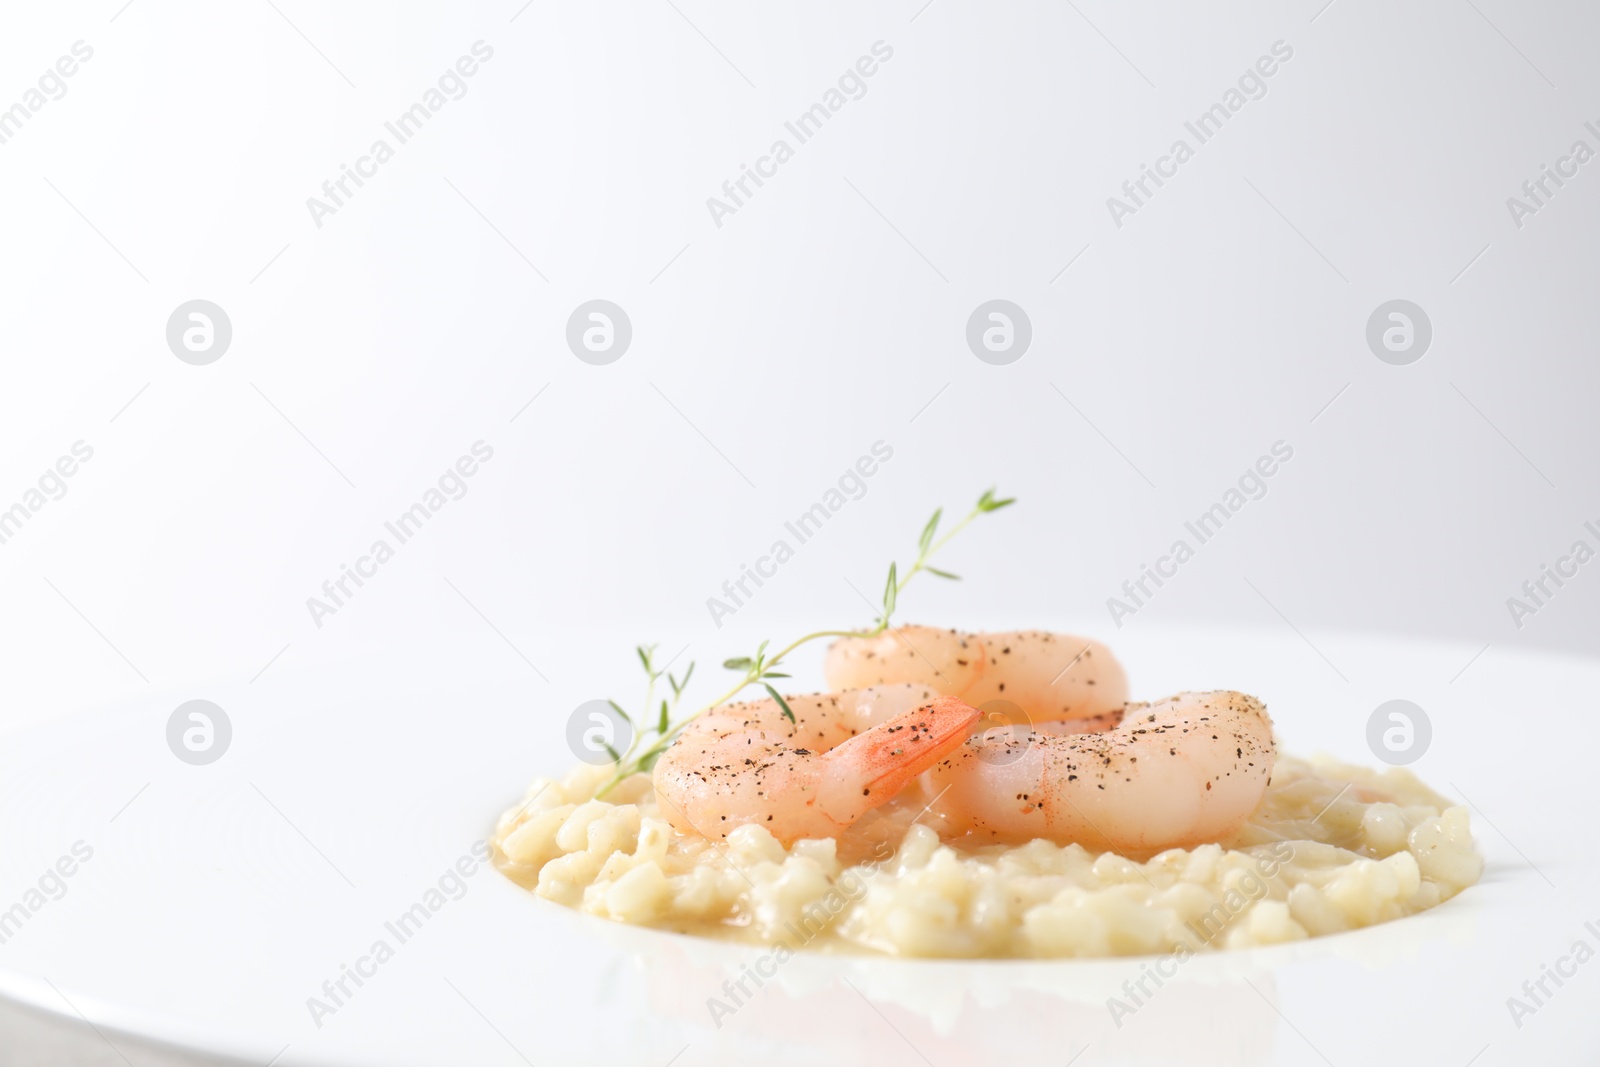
xmin=594 ymin=488 xmax=1014 ymax=797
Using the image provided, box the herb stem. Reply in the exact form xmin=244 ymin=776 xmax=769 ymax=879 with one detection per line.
xmin=889 ymin=505 xmax=981 ymax=610
xmin=593 ymin=488 xmax=1012 ymax=799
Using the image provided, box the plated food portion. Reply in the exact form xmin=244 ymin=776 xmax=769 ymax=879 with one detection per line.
xmin=492 ymin=493 xmax=1481 ymax=958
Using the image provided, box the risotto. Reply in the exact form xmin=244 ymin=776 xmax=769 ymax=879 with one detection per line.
xmin=491 ymin=751 xmax=1481 ymax=958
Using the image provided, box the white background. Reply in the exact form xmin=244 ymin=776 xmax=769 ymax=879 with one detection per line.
xmin=0 ymin=0 xmax=1596 ymax=1061
xmin=2 ymin=0 xmax=1596 ymax=739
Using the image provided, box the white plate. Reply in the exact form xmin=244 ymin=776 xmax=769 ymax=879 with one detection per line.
xmin=0 ymin=624 xmax=1591 ymax=1066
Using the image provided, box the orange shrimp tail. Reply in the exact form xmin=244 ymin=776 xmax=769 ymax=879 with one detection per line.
xmin=838 ymin=696 xmax=981 ymax=799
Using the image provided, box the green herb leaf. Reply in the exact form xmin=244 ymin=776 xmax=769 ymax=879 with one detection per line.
xmin=606 ymin=700 xmax=633 ymax=726
xmin=639 ymin=748 xmax=664 ymax=773
xmin=918 ymin=508 xmax=942 ymax=555
xmin=760 ymin=671 xmax=790 ymax=679
xmin=658 ymin=699 xmax=669 ymax=734
xmin=925 ymin=566 xmax=961 ymax=580
xmin=882 ymin=561 xmax=899 ymax=618
xmin=977 ymin=488 xmax=1016 ymax=512
xmin=669 ymin=662 xmax=695 ymax=698
xmin=763 ymin=683 xmax=796 ymax=724
xmin=723 ymin=657 xmax=753 ymax=670
xmin=636 ymin=646 xmax=653 ymax=674
xmin=601 ymin=742 xmax=622 ymax=764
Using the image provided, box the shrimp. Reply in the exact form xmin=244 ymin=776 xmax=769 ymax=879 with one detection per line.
xmin=824 ymin=626 xmax=1128 ymax=727
xmin=922 ymin=691 xmax=1275 ymax=852
xmin=652 ymin=684 xmax=981 ymax=844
